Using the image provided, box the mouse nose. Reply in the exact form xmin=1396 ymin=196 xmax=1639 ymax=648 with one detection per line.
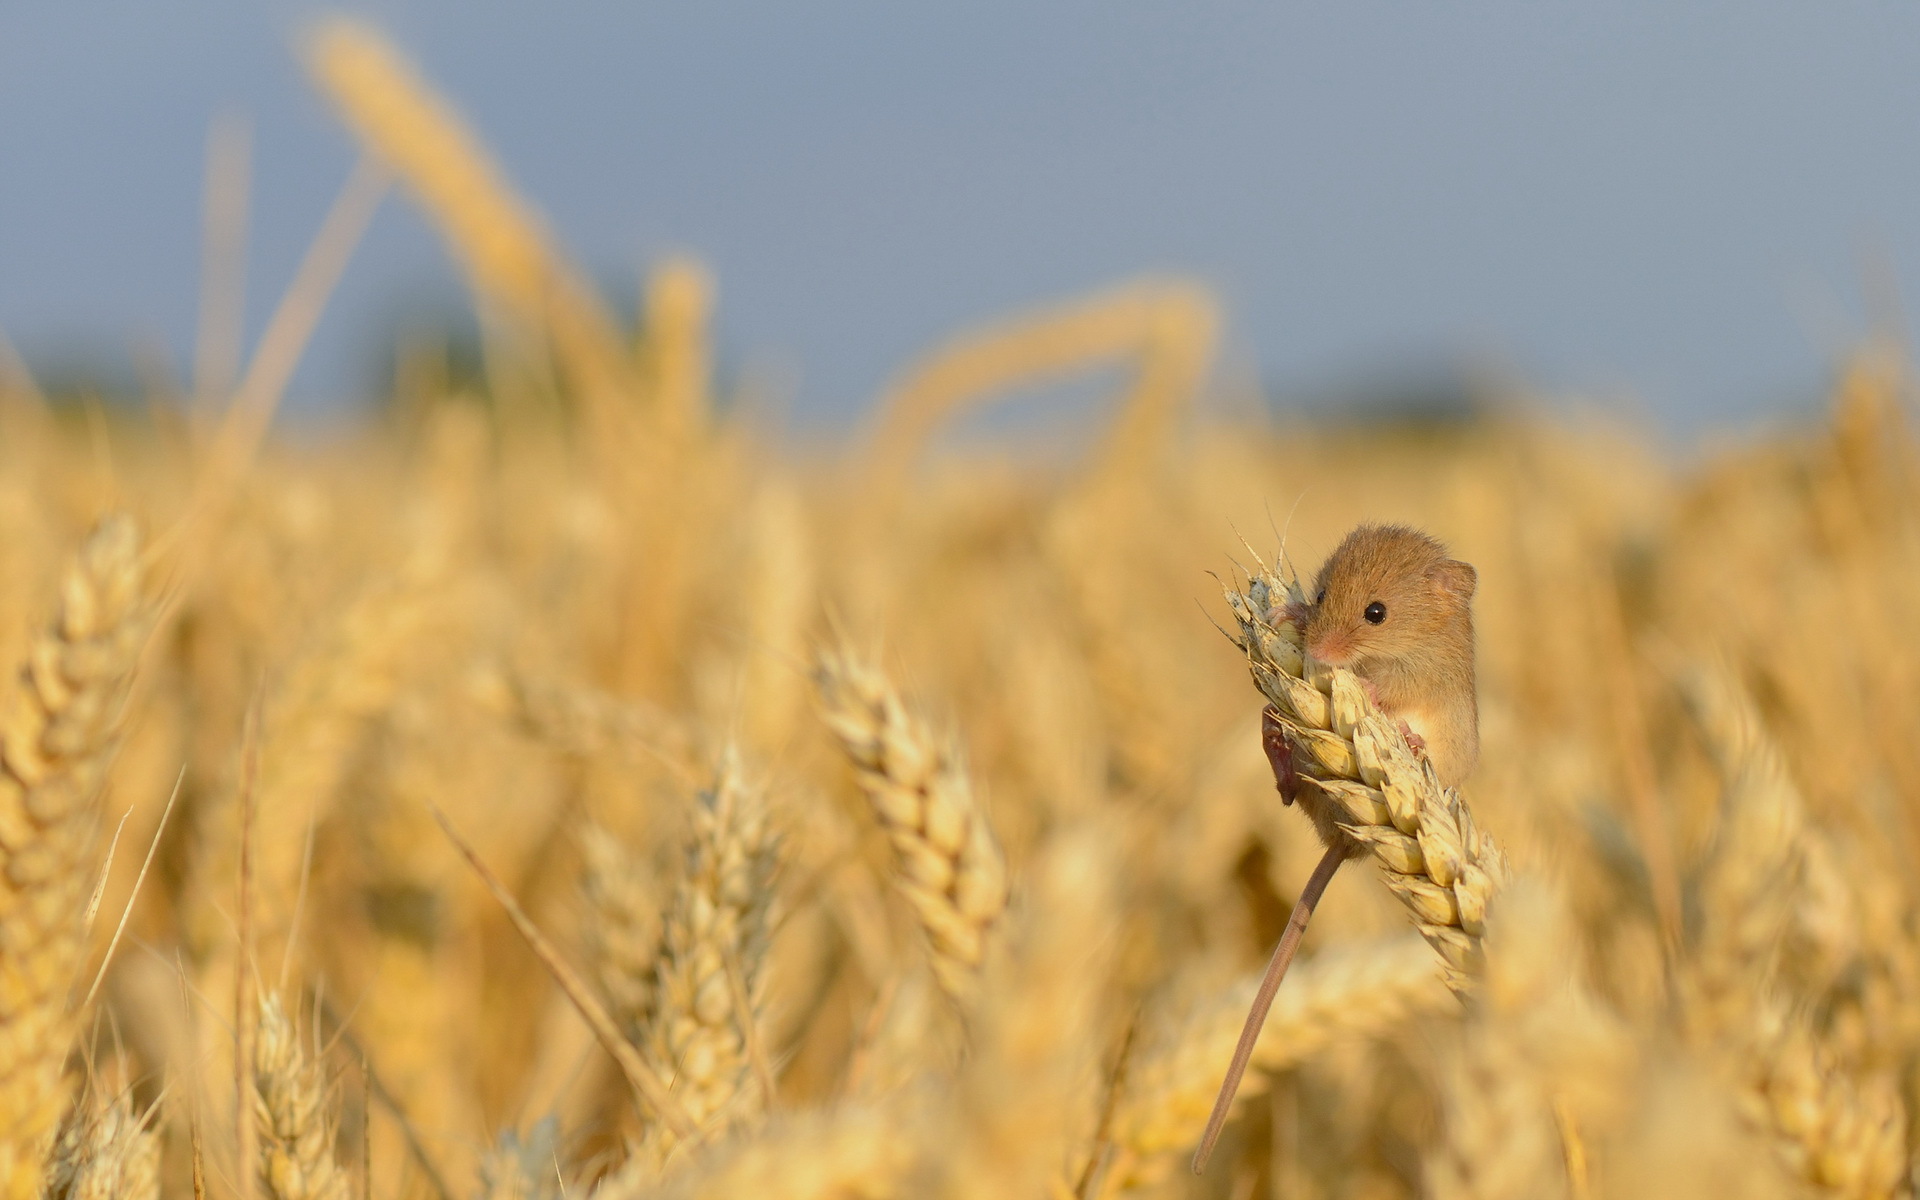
xmin=1307 ymin=633 xmax=1354 ymax=667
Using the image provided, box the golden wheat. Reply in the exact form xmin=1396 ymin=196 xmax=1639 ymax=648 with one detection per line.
xmin=44 ymin=1089 xmax=160 ymax=1200
xmin=5 ymin=33 xmax=1920 ymax=1196
xmin=583 ymin=824 xmax=660 ymax=1039
xmin=252 ymin=992 xmax=352 ymax=1200
xmin=813 ymin=646 xmax=1009 ymax=1007
xmin=303 ymin=20 xmax=633 ymax=405
xmin=628 ymin=753 xmax=780 ymax=1170
xmin=0 ymin=517 xmax=147 ymax=1200
xmin=1680 ymin=668 xmax=1911 ymax=1199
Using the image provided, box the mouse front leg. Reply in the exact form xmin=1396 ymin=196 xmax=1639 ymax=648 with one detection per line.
xmin=1261 ymin=706 xmax=1297 ymax=806
xmin=1356 ymin=676 xmax=1427 ymax=761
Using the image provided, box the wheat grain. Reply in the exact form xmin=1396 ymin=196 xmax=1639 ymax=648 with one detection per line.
xmin=813 ymin=646 xmax=1008 ymax=1006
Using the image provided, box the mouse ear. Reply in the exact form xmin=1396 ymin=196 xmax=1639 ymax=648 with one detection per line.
xmin=1430 ymin=558 xmax=1477 ymax=601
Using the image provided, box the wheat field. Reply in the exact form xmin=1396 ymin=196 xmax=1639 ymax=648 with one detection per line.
xmin=3 ymin=19 xmax=1919 ymax=1200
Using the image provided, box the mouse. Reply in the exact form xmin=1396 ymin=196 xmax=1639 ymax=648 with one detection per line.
xmin=1267 ymin=522 xmax=1479 ymax=794
xmin=1196 ymin=523 xmax=1479 ymax=1175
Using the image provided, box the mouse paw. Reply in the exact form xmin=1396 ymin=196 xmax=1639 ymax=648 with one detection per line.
xmin=1281 ymin=600 xmax=1310 ymax=630
xmin=1397 ymin=720 xmax=1427 ymax=759
xmin=1262 ymin=706 xmax=1298 ymax=806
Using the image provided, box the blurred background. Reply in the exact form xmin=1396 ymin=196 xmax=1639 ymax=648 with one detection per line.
xmin=8 ymin=0 xmax=1920 ymax=430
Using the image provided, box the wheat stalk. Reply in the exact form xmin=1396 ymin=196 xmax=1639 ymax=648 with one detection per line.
xmin=638 ymin=257 xmax=715 ymax=446
xmin=862 ymin=280 xmax=1217 ymax=508
xmin=813 ymin=646 xmax=1008 ymax=1006
xmin=252 ymin=992 xmax=352 ymax=1200
xmin=1221 ymin=564 xmax=1508 ymax=985
xmin=303 ymin=19 xmax=634 ymax=406
xmin=0 ymin=517 xmax=148 ymax=1200
xmin=1110 ymin=936 xmax=1452 ymax=1179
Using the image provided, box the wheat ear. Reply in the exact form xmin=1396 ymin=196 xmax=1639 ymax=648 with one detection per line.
xmin=1745 ymin=1006 xmax=1908 ymax=1200
xmin=1112 ymin=936 xmax=1452 ymax=1179
xmin=478 ymin=1121 xmax=560 ymax=1200
xmin=0 ymin=517 xmax=148 ymax=1200
xmin=630 ymin=752 xmax=780 ymax=1169
xmin=1428 ymin=878 xmax=1631 ymax=1200
xmin=1681 ymin=669 xmax=1909 ymax=1199
xmin=252 ymin=992 xmax=352 ymax=1200
xmin=582 ymin=824 xmax=660 ymax=1039
xmin=1222 ymin=566 xmax=1507 ymax=984
xmin=44 ymin=1089 xmax=160 ymax=1200
xmin=813 ymin=646 xmax=1008 ymax=1006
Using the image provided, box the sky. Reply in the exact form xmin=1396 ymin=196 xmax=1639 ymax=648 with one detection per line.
xmin=4 ymin=2 xmax=1920 ymax=431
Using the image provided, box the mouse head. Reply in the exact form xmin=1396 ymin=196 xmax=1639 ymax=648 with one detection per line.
xmin=1303 ymin=524 xmax=1476 ymax=669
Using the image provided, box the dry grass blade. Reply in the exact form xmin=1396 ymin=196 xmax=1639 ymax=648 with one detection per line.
xmin=81 ymin=765 xmax=184 ymax=1008
xmin=429 ymin=805 xmax=699 ymax=1141
xmin=0 ymin=517 xmax=149 ymax=1200
xmin=813 ymin=644 xmax=1008 ymax=1006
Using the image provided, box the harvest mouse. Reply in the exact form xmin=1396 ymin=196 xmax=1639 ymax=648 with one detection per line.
xmin=1267 ymin=523 xmax=1480 ymax=797
xmin=1194 ymin=523 xmax=1480 ymax=1175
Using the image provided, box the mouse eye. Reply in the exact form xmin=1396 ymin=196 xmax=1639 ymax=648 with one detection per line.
xmin=1314 ymin=589 xmax=1326 ymax=607
xmin=1364 ymin=601 xmax=1387 ymax=625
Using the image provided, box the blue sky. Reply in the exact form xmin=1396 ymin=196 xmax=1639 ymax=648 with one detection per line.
xmin=4 ymin=2 xmax=1920 ymax=429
